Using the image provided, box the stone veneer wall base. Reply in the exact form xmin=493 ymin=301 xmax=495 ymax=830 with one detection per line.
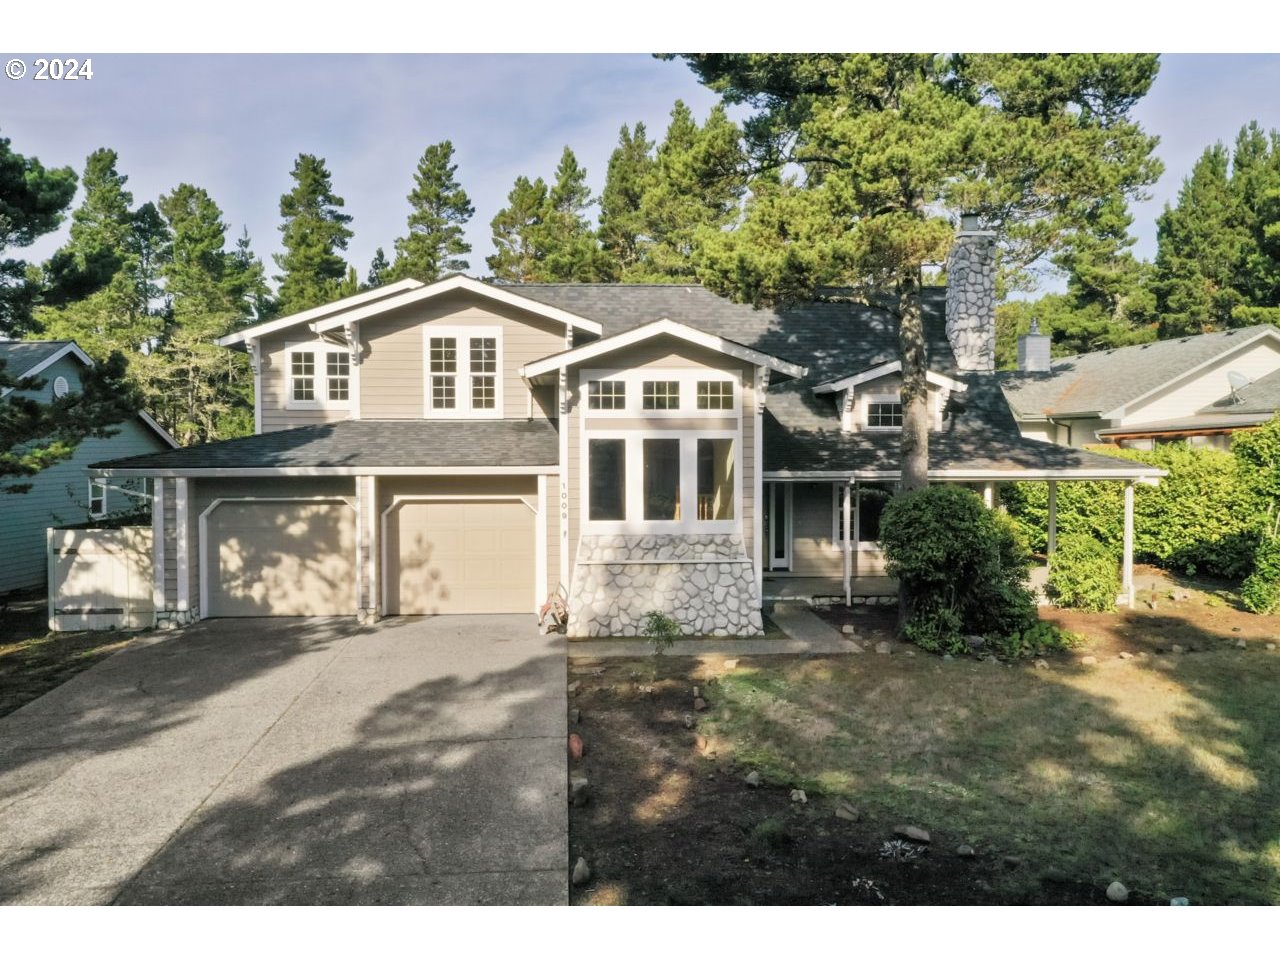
xmin=567 ymin=534 xmax=764 ymax=638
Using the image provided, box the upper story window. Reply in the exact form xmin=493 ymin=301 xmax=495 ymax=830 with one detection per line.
xmin=88 ymin=479 xmax=106 ymax=518
xmin=583 ymin=369 xmax=738 ymax=418
xmin=424 ymin=327 xmax=503 ymax=418
xmin=287 ymin=344 xmax=352 ymax=409
xmin=865 ymin=395 xmax=904 ymax=429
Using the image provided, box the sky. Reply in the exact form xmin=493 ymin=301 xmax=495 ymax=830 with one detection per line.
xmin=4 ymin=53 xmax=1280 ymax=294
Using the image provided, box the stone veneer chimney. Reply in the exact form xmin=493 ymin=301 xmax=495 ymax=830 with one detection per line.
xmin=1017 ymin=318 xmax=1053 ymax=373
xmin=944 ymin=215 xmax=997 ymax=372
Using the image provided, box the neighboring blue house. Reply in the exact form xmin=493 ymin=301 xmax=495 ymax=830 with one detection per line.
xmin=0 ymin=340 xmax=177 ymax=597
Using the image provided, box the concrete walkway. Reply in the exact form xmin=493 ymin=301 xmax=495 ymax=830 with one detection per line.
xmin=0 ymin=616 xmax=567 ymax=905
xmin=569 ymin=603 xmax=862 ymax=658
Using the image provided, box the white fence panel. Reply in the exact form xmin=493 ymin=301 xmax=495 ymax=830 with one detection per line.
xmin=47 ymin=526 xmax=154 ymax=631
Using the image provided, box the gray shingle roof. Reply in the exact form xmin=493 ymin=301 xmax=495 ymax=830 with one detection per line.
xmin=1199 ymin=365 xmax=1280 ymax=417
xmin=0 ymin=340 xmax=76 ymax=376
xmin=999 ymin=325 xmax=1280 ymax=418
xmin=92 ymin=419 xmax=560 ymax=472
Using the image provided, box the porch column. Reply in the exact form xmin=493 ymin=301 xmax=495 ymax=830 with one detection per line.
xmin=367 ymin=475 xmax=380 ymax=619
xmin=1046 ymin=480 xmax=1058 ymax=556
xmin=842 ymin=481 xmax=852 ymax=606
xmin=982 ymin=481 xmax=995 ymax=509
xmin=1122 ymin=480 xmax=1135 ymax=608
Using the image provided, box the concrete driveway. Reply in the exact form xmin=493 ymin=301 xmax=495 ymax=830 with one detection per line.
xmin=0 ymin=616 xmax=567 ymax=905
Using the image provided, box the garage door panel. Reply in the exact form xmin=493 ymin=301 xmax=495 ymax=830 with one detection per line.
xmin=207 ymin=501 xmax=356 ymax=617
xmin=389 ymin=500 xmax=534 ymax=615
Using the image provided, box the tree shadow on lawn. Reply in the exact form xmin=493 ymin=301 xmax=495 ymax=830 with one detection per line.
xmin=0 ymin=626 xmax=567 ymax=905
xmin=569 ymin=611 xmax=1280 ymax=905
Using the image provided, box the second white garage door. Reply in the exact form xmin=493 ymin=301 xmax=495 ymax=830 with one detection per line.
xmin=385 ymin=499 xmax=535 ymax=615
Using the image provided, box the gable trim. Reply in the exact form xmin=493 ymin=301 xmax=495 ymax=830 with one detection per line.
xmin=520 ymin=317 xmax=807 ymax=381
xmin=0 ymin=342 xmax=93 ymax=393
xmin=216 ymin=278 xmax=426 ymax=347
xmin=813 ymin=360 xmax=967 ymax=395
xmin=309 ymin=275 xmax=604 ymax=337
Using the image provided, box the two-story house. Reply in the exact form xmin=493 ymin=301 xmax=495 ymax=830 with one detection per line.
xmin=91 ymin=227 xmax=1161 ymax=635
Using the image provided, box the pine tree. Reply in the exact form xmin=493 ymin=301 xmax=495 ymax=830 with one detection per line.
xmin=598 ymin=122 xmax=655 ymax=277
xmin=0 ymin=132 xmax=78 ymax=337
xmin=541 ymin=147 xmax=611 ymax=281
xmin=487 ymin=176 xmax=550 ymax=282
xmin=365 ymin=247 xmax=390 ymax=289
xmin=274 ymin=154 xmax=353 ymax=314
xmin=389 ymin=141 xmax=473 ymax=282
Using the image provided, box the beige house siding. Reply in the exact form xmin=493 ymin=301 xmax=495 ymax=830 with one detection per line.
xmin=258 ymin=333 xmax=351 ymax=433
xmin=790 ymin=481 xmax=843 ymax=577
xmin=1123 ymin=339 xmax=1280 ymax=424
xmin=359 ymin=291 xmax=565 ymax=421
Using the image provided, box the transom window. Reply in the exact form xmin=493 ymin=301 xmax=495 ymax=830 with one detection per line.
xmin=642 ymin=380 xmax=680 ymax=410
xmin=423 ymin=327 xmax=502 ymax=418
xmin=588 ymin=379 xmax=626 ymax=410
xmin=697 ymin=380 xmax=733 ymax=410
xmin=866 ymin=396 xmax=903 ymax=429
xmin=287 ymin=345 xmax=352 ymax=408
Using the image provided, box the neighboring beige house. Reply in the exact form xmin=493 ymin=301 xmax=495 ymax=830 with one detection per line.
xmin=92 ymin=228 xmax=1161 ymax=636
xmin=1000 ymin=322 xmax=1280 ymax=450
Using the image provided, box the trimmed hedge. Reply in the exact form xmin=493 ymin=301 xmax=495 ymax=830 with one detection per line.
xmin=1047 ymin=533 xmax=1120 ymax=612
xmin=1003 ymin=444 xmax=1264 ymax=580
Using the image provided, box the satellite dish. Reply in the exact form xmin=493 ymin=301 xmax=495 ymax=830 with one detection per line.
xmin=1227 ymin=370 xmax=1252 ymax=405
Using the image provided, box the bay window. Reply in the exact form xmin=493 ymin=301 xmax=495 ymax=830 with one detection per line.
xmin=643 ymin=439 xmax=681 ymax=520
xmin=423 ymin=326 xmax=503 ymax=418
xmin=588 ymin=439 xmax=626 ymax=521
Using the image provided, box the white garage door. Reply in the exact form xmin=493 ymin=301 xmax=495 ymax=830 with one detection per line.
xmin=386 ymin=499 xmax=535 ymax=615
xmin=205 ymin=499 xmax=356 ymax=617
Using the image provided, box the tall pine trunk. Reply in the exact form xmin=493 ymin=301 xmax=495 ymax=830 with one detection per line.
xmin=896 ymin=266 xmax=928 ymax=633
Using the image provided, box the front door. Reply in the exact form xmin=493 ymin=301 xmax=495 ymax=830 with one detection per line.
xmin=763 ymin=482 xmax=792 ymax=571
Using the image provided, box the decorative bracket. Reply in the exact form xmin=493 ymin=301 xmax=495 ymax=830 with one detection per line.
xmin=343 ymin=320 xmax=361 ymax=365
xmin=247 ymin=338 xmax=262 ymax=375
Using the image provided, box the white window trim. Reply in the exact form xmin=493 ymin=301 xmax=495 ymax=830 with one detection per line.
xmin=830 ymin=482 xmax=850 ymax=551
xmin=862 ymin=392 xmax=904 ymax=432
xmin=580 ymin=427 xmax=743 ymax=535
xmin=88 ymin=479 xmax=107 ymax=519
xmin=284 ymin=340 xmax=353 ymax=411
xmin=422 ymin=325 xmax=504 ymax=420
xmin=580 ymin=367 xmax=740 ymax=418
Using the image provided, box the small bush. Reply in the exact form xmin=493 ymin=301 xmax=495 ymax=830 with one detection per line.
xmin=642 ymin=610 xmax=681 ymax=654
xmin=1241 ymin=537 xmax=1280 ymax=613
xmin=987 ymin=621 xmax=1083 ymax=659
xmin=1047 ymin=534 xmax=1120 ymax=612
xmin=880 ymin=485 xmax=1038 ymax=653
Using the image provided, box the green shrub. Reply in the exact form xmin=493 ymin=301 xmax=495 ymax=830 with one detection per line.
xmin=642 ymin=610 xmax=681 ymax=654
xmin=880 ymin=485 xmax=1038 ymax=654
xmin=1003 ymin=443 xmax=1264 ymax=579
xmin=987 ymin=621 xmax=1083 ymax=659
xmin=1047 ymin=533 xmax=1121 ymax=612
xmin=1241 ymin=537 xmax=1280 ymax=613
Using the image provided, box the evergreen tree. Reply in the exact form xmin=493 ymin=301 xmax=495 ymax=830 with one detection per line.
xmin=0 ymin=132 xmax=78 ymax=338
xmin=389 ymin=141 xmax=473 ymax=282
xmin=365 ymin=247 xmax=390 ymax=289
xmin=487 ymin=175 xmax=550 ymax=282
xmin=273 ymin=154 xmax=353 ymax=314
xmin=598 ymin=122 xmax=655 ymax=277
xmin=541 ymin=147 xmax=611 ymax=281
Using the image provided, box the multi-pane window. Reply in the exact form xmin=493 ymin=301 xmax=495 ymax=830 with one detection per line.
xmin=588 ymin=379 xmax=626 ymax=410
xmin=470 ymin=337 xmax=497 ymax=410
xmin=88 ymin=480 xmax=106 ymax=518
xmin=429 ymin=337 xmax=458 ymax=410
xmin=696 ymin=380 xmax=733 ymax=410
xmin=697 ymin=438 xmax=735 ymax=520
xmin=642 ymin=380 xmax=680 ymax=410
xmin=588 ymin=439 xmax=626 ymax=521
xmin=326 ymin=351 xmax=350 ymax=401
xmin=643 ymin=439 xmax=681 ymax=520
xmin=290 ymin=351 xmax=316 ymax=402
xmin=866 ymin=399 xmax=904 ymax=428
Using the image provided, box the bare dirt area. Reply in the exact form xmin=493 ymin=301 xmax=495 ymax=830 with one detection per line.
xmin=566 ymin=566 xmax=1280 ymax=905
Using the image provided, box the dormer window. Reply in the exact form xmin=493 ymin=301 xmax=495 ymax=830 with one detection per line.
xmin=286 ymin=344 xmax=352 ymax=409
xmin=423 ymin=326 xmax=503 ymax=418
xmin=865 ymin=395 xmax=904 ymax=429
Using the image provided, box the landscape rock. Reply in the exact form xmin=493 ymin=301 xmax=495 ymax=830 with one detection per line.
xmin=942 ymin=653 xmax=954 ymax=662
xmin=1267 ymin=643 xmax=1277 ymax=652
xmin=571 ymin=857 xmax=591 ymax=886
xmin=1235 ymin=638 xmax=1247 ymax=649
xmin=682 ymin=714 xmax=696 ymax=730
xmin=570 ymin=708 xmax=581 ymax=724
xmin=693 ymin=697 xmax=708 ymax=712
xmin=965 ymin=635 xmax=986 ymax=652
xmin=1034 ymin=659 xmax=1050 ymax=670
xmin=875 ymin=641 xmax=892 ymax=655
xmin=1171 ymin=644 xmax=1185 ymax=655
xmin=894 ymin=825 xmax=931 ymax=843
xmin=1118 ymin=652 xmax=1133 ymax=660
xmin=1170 ymin=896 xmax=1190 ymax=906
xmin=956 ymin=844 xmax=976 ymax=858
xmin=692 ymin=686 xmax=701 ymax=699
xmin=841 ymin=624 xmax=858 ymax=635
xmin=568 ymin=733 xmax=584 ymax=760
xmin=724 ymin=659 xmax=739 ymax=670
xmin=835 ymin=803 xmax=860 ymax=822
xmin=1107 ymin=880 xmax=1129 ymax=903
xmin=745 ymin=771 xmax=762 ymax=788
xmin=904 ymin=650 xmax=917 ymax=657
xmin=569 ymin=777 xmax=591 ymax=807
xmin=790 ymin=789 xmax=808 ymax=804
xmin=1080 ymin=656 xmax=1099 ymax=666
